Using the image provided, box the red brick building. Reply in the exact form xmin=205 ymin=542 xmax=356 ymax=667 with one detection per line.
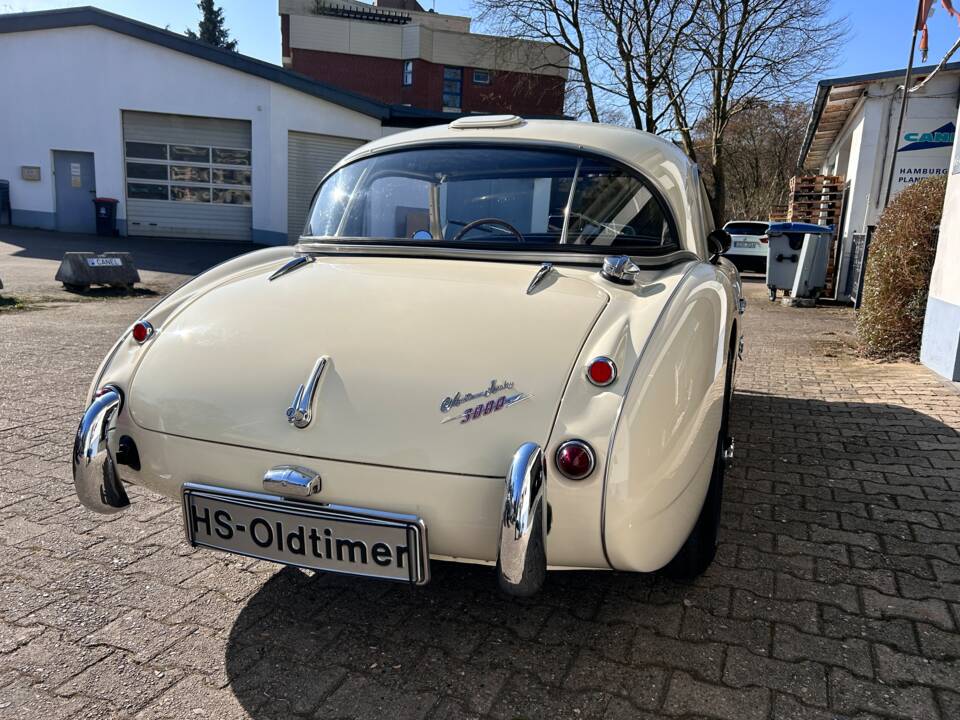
xmin=280 ymin=0 xmax=568 ymax=116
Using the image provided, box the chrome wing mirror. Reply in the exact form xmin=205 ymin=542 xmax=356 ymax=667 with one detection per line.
xmin=601 ymin=255 xmax=640 ymax=285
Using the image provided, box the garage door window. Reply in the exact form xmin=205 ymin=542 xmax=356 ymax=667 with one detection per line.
xmin=124 ymin=141 xmax=251 ymax=206
xmin=126 ymin=162 xmax=168 ymax=181
xmin=127 ymin=183 xmax=169 ymax=200
xmin=170 ymin=145 xmax=211 ymax=163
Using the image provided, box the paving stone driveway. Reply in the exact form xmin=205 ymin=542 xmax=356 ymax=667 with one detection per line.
xmin=1 ymin=278 xmax=959 ymax=719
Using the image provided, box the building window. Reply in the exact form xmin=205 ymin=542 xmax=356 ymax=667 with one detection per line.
xmin=443 ymin=66 xmax=462 ymax=110
xmin=402 ymin=60 xmax=413 ymax=86
xmin=473 ymin=69 xmax=491 ymax=85
xmin=123 ymin=142 xmax=252 ymax=206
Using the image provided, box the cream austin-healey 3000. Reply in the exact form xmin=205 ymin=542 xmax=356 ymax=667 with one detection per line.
xmin=73 ymin=116 xmax=743 ymax=597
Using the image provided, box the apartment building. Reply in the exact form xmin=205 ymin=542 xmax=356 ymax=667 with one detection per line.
xmin=280 ymin=0 xmax=569 ymax=116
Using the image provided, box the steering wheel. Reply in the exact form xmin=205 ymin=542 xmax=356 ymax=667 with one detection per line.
xmin=450 ymin=218 xmax=525 ymax=243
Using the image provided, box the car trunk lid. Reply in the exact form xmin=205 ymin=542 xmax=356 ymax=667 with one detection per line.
xmin=128 ymin=256 xmax=608 ymax=477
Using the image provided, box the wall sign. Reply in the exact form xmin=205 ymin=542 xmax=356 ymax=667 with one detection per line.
xmin=892 ymin=121 xmax=956 ymax=197
xmin=20 ymin=166 xmax=41 ymax=181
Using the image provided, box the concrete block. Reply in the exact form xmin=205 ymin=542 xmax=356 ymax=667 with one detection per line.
xmin=781 ymin=297 xmax=817 ymax=308
xmin=54 ymin=252 xmax=140 ymax=292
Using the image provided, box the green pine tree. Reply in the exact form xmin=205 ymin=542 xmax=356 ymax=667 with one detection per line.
xmin=185 ymin=0 xmax=238 ymax=51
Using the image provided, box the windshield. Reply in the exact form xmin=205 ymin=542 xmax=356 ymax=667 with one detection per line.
xmin=302 ymin=146 xmax=678 ymax=253
xmin=724 ymin=221 xmax=768 ymax=236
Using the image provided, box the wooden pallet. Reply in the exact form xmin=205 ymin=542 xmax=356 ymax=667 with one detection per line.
xmin=785 ymin=172 xmax=848 ymax=296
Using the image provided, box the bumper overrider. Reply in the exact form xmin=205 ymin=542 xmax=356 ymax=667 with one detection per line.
xmin=72 ymin=389 xmax=550 ymax=594
xmin=72 ymin=385 xmax=129 ymax=513
xmin=496 ymin=442 xmax=548 ymax=596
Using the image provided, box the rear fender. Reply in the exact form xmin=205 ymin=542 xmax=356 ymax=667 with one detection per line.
xmin=602 ymin=262 xmax=736 ymax=571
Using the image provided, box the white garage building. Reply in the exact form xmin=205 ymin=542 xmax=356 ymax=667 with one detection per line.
xmin=798 ymin=63 xmax=960 ymax=301
xmin=0 ymin=7 xmax=446 ymax=244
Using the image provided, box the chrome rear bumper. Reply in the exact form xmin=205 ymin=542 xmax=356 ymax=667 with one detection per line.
xmin=72 ymin=386 xmax=129 ymax=513
xmin=496 ymin=442 xmax=547 ymax=597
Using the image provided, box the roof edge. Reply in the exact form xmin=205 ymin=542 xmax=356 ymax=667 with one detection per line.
xmin=0 ymin=6 xmax=392 ymax=120
xmin=798 ymin=61 xmax=960 ymax=169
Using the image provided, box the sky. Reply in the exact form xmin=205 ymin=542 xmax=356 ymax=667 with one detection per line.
xmin=1 ymin=0 xmax=957 ymax=87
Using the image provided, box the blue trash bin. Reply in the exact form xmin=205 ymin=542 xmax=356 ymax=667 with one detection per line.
xmin=764 ymin=222 xmax=834 ymax=301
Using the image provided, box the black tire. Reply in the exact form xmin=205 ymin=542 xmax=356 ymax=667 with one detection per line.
xmin=663 ymin=343 xmax=735 ymax=580
xmin=63 ymin=283 xmax=88 ymax=293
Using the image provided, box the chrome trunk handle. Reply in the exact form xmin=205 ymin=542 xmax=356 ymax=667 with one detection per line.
xmin=263 ymin=465 xmax=321 ymax=496
xmin=286 ymin=356 xmax=329 ymax=429
xmin=496 ymin=442 xmax=547 ymax=597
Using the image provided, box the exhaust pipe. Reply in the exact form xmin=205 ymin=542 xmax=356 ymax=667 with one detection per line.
xmin=72 ymin=386 xmax=129 ymax=513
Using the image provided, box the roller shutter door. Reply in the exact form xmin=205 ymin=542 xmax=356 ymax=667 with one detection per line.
xmin=123 ymin=111 xmax=253 ymax=241
xmin=288 ymin=131 xmax=364 ymax=243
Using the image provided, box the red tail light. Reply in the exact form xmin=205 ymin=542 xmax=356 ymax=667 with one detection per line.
xmin=556 ymin=440 xmax=596 ymax=480
xmin=587 ymin=357 xmax=617 ymax=386
xmin=759 ymin=235 xmax=769 ymax=244
xmin=131 ymin=321 xmax=154 ymax=344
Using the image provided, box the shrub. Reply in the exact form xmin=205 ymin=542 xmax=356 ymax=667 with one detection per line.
xmin=857 ymin=176 xmax=946 ymax=360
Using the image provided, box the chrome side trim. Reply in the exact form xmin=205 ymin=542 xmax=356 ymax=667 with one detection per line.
xmin=599 ymin=261 xmax=701 ymax=568
xmin=286 ymin=356 xmax=329 ymax=429
xmin=526 ymin=262 xmax=553 ymax=295
xmin=268 ymin=254 xmax=314 ymax=281
xmin=496 ymin=442 xmax=547 ymax=597
xmin=72 ymin=386 xmax=129 ymax=514
xmin=262 ymin=465 xmax=322 ymax=497
xmin=296 ymin=242 xmax=700 ymax=269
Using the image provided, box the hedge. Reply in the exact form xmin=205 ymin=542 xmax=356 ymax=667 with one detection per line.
xmin=856 ymin=176 xmax=946 ymax=359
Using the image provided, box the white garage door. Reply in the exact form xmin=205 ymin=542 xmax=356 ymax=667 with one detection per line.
xmin=123 ymin=111 xmax=252 ymax=241
xmin=288 ymin=131 xmax=364 ymax=243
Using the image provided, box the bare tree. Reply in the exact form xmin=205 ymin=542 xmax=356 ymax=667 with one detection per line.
xmin=476 ymin=0 xmax=847 ymax=224
xmin=671 ymin=0 xmax=847 ymax=224
xmin=476 ymin=0 xmax=603 ymax=122
xmin=693 ymin=100 xmax=809 ymax=222
xmin=595 ymin=0 xmax=701 ymax=133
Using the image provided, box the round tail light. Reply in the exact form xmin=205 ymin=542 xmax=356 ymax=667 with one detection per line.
xmin=587 ymin=357 xmax=617 ymax=386
xmin=131 ymin=321 xmax=154 ymax=344
xmin=556 ymin=440 xmax=596 ymax=480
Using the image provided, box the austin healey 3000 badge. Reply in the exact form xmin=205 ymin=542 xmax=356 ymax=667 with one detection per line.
xmin=440 ymin=380 xmax=530 ymax=424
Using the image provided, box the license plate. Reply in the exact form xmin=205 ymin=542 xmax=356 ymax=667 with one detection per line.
xmin=182 ymin=483 xmax=429 ymax=585
xmin=86 ymin=257 xmax=123 ymax=267
xmin=733 ymin=240 xmax=757 ymax=249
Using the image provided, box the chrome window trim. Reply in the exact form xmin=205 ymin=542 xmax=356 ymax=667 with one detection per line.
xmin=295 ymin=243 xmax=699 ymax=269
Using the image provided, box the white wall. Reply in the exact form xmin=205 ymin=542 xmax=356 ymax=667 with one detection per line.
xmin=920 ymin=99 xmax=960 ymax=380
xmin=0 ymin=25 xmax=386 ymax=241
xmin=818 ymin=73 xmax=960 ymax=297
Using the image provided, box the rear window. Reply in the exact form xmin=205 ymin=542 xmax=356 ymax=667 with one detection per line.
xmin=303 ymin=145 xmax=678 ymax=254
xmin=724 ymin=222 xmax=768 ymax=236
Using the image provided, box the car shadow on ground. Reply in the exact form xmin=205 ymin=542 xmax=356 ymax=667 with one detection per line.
xmin=0 ymin=226 xmax=263 ymax=275
xmin=221 ymin=390 xmax=959 ymax=718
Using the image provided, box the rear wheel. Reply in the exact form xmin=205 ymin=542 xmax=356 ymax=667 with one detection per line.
xmin=663 ymin=342 xmax=735 ymax=579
